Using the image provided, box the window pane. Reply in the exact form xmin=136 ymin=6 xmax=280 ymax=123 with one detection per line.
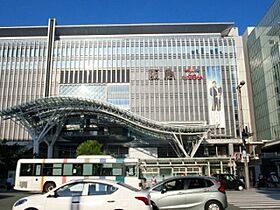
xmin=20 ymin=164 xmax=34 ymax=176
xmin=83 ymin=164 xmax=93 ymax=176
xmin=56 ymin=182 xmax=85 ymax=197
xmin=88 ymin=183 xmax=117 ymax=195
xmin=63 ymin=164 xmax=73 ymax=176
xmin=35 ymin=164 xmax=42 ymax=176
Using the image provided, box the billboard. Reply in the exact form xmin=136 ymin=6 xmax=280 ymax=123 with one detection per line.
xmin=206 ymin=66 xmax=225 ymax=128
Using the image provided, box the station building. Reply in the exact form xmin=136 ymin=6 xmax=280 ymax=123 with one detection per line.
xmin=0 ymin=19 xmax=253 ymax=176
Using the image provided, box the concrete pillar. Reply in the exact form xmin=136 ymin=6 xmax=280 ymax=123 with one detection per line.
xmin=220 ymin=161 xmax=223 ymax=173
xmin=228 ymin=143 xmax=234 ymax=157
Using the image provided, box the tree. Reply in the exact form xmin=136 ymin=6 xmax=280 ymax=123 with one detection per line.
xmin=76 ymin=140 xmax=105 ymax=156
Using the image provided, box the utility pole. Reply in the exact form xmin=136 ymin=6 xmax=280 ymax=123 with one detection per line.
xmin=237 ymin=80 xmax=250 ymax=190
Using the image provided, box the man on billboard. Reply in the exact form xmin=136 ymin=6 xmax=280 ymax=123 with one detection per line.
xmin=209 ymin=80 xmax=222 ymax=111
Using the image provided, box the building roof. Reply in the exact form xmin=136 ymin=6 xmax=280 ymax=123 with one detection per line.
xmin=0 ymin=22 xmax=235 ymax=38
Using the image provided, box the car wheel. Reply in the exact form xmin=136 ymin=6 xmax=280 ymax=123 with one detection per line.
xmin=238 ymin=185 xmax=244 ymax=191
xmin=205 ymin=200 xmax=223 ymax=210
xmin=151 ymin=201 xmax=159 ymax=210
xmin=43 ymin=182 xmax=56 ymax=192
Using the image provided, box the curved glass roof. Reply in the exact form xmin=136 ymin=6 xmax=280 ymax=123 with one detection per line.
xmin=0 ymin=97 xmax=211 ymax=135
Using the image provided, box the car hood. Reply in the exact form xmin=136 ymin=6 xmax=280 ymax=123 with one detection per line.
xmin=22 ymin=194 xmax=46 ymax=204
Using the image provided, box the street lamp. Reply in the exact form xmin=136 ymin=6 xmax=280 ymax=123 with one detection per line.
xmin=237 ymin=80 xmax=250 ymax=190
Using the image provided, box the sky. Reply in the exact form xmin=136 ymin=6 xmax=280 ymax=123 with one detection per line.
xmin=0 ymin=0 xmax=274 ymax=34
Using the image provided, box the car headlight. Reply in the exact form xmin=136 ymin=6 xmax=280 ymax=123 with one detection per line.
xmin=14 ymin=198 xmax=28 ymax=207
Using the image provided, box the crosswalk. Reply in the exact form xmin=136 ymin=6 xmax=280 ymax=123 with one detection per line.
xmin=227 ymin=189 xmax=280 ymax=209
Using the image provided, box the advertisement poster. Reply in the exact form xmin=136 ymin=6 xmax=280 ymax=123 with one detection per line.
xmin=206 ymin=66 xmax=225 ymax=128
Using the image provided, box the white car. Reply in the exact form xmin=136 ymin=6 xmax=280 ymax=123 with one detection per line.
xmin=13 ymin=179 xmax=152 ymax=210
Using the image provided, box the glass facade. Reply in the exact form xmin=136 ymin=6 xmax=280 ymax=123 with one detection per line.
xmin=0 ymin=23 xmax=242 ymax=143
xmin=0 ymin=40 xmax=48 ymax=140
xmin=51 ymin=36 xmax=239 ymax=135
xmin=247 ymin=0 xmax=280 ymax=141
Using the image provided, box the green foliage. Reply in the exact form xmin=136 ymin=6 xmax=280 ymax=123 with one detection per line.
xmin=76 ymin=140 xmax=105 ymax=156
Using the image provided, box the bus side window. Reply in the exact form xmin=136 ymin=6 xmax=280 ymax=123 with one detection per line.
xmin=92 ymin=164 xmax=102 ymax=176
xmin=20 ymin=164 xmax=34 ymax=176
xmin=63 ymin=164 xmax=73 ymax=176
xmin=126 ymin=166 xmax=136 ymax=176
xmin=53 ymin=164 xmax=62 ymax=176
xmin=83 ymin=164 xmax=93 ymax=176
xmin=43 ymin=164 xmax=53 ymax=176
xmin=35 ymin=164 xmax=42 ymax=176
xmin=101 ymin=164 xmax=113 ymax=176
xmin=73 ymin=164 xmax=82 ymax=176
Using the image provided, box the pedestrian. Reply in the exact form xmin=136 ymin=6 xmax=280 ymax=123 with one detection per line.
xmin=270 ymin=172 xmax=278 ymax=188
xmin=6 ymin=175 xmax=13 ymax=191
xmin=140 ymin=178 xmax=148 ymax=189
xmin=257 ymin=174 xmax=265 ymax=188
xmin=151 ymin=175 xmax=157 ymax=186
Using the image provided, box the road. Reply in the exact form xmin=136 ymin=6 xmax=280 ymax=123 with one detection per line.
xmin=226 ymin=188 xmax=280 ymax=209
xmin=1 ymin=188 xmax=280 ymax=210
xmin=0 ymin=191 xmax=33 ymax=210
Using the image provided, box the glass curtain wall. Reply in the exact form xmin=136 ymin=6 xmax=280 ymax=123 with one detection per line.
xmin=247 ymin=0 xmax=280 ymax=140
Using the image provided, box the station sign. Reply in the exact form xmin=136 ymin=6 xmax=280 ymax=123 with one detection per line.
xmin=182 ymin=68 xmax=204 ymax=80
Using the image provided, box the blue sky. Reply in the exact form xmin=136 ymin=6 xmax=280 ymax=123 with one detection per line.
xmin=0 ymin=0 xmax=273 ymax=34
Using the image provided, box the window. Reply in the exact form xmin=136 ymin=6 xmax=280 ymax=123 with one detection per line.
xmin=164 ymin=179 xmax=184 ymax=191
xmin=43 ymin=164 xmax=54 ymax=176
xmin=88 ymin=183 xmax=117 ymax=195
xmin=52 ymin=164 xmax=62 ymax=176
xmin=20 ymin=164 xmax=34 ymax=176
xmin=125 ymin=165 xmax=136 ymax=176
xmin=63 ymin=164 xmax=73 ymax=176
xmin=73 ymin=164 xmax=83 ymax=176
xmin=56 ymin=182 xmax=85 ymax=197
xmin=154 ymin=179 xmax=185 ymax=192
xmin=83 ymin=164 xmax=93 ymax=176
xmin=188 ymin=178 xmax=212 ymax=189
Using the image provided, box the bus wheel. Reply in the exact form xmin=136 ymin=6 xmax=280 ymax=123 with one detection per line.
xmin=43 ymin=182 xmax=56 ymax=192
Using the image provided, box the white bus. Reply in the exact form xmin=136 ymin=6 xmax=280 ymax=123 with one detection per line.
xmin=14 ymin=156 xmax=140 ymax=192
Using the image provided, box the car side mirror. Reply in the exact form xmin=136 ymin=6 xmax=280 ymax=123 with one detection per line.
xmin=161 ymin=188 xmax=167 ymax=194
xmin=47 ymin=191 xmax=57 ymax=198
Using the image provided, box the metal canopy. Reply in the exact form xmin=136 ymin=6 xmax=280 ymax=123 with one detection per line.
xmin=0 ymin=97 xmax=213 ymax=157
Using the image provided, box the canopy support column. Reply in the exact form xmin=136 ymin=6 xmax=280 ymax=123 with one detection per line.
xmin=190 ymin=128 xmax=211 ymax=158
xmin=45 ymin=123 xmax=64 ymax=158
xmin=172 ymin=133 xmax=190 ymax=158
xmin=33 ymin=140 xmax=39 ymax=157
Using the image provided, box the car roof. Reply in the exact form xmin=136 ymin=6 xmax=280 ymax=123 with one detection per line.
xmin=164 ymin=175 xmax=213 ymax=181
xmin=66 ymin=179 xmax=119 ymax=185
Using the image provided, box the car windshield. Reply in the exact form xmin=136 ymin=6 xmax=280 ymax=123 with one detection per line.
xmin=117 ymin=182 xmax=139 ymax=192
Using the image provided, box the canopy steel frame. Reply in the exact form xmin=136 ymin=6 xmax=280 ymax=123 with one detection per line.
xmin=0 ymin=97 xmax=213 ymax=157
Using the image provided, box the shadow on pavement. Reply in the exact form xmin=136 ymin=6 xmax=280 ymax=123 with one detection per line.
xmin=0 ymin=194 xmax=13 ymax=199
xmin=256 ymin=188 xmax=280 ymax=200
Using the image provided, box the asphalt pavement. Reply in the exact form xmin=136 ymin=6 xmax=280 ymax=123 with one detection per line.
xmin=2 ymin=188 xmax=279 ymax=210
